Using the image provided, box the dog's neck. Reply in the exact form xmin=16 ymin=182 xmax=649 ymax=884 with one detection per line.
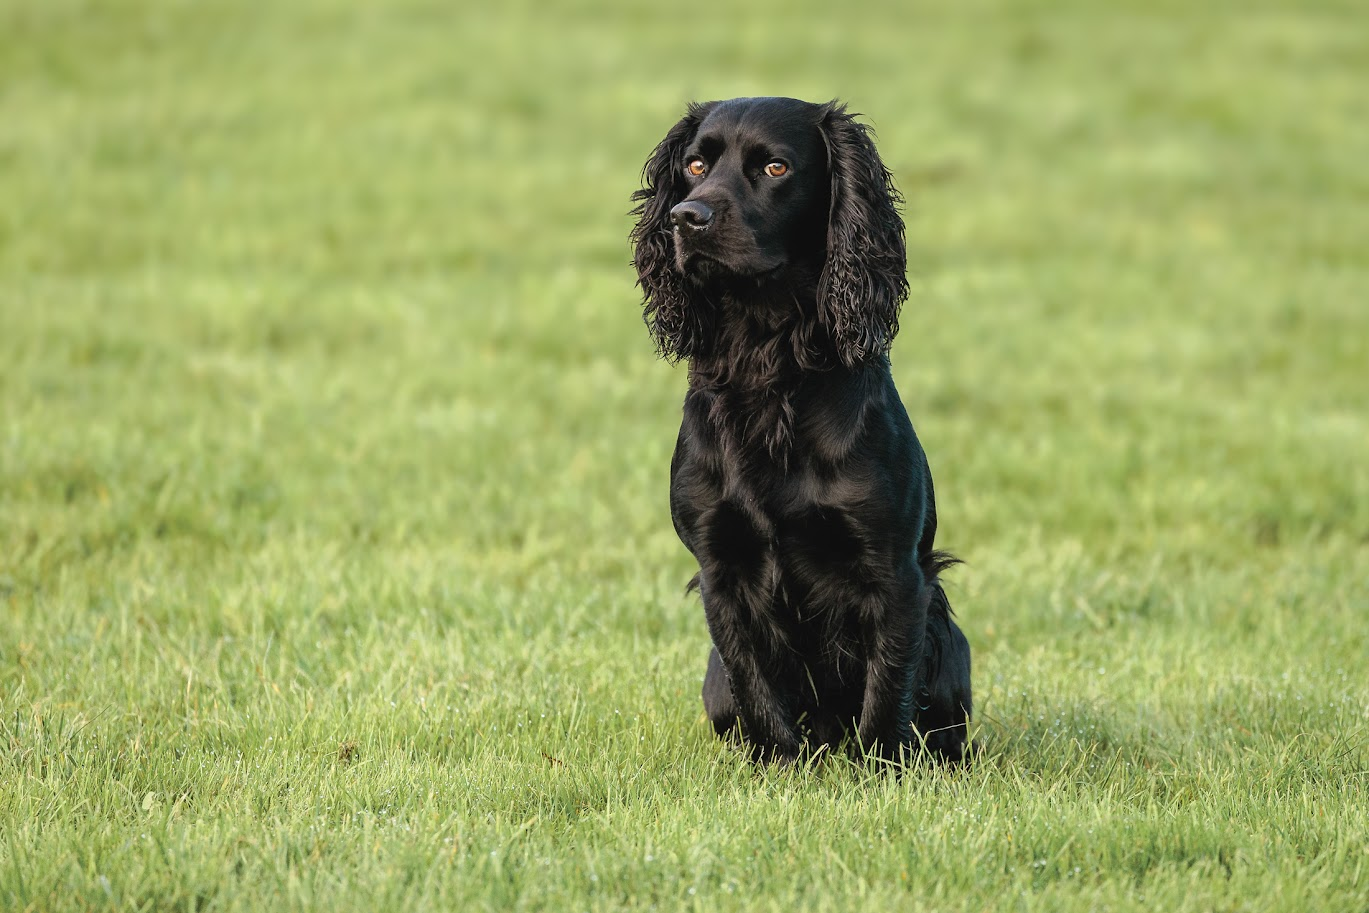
xmin=686 ymin=268 xmax=831 ymax=376
xmin=684 ymin=278 xmax=832 ymax=463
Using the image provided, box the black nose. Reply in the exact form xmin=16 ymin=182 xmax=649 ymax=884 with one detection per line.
xmin=670 ymin=200 xmax=714 ymax=233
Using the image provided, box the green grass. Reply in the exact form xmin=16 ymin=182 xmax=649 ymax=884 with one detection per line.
xmin=2 ymin=0 xmax=1367 ymax=909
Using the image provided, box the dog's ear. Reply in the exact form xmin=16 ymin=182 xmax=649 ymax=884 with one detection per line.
xmin=817 ymin=102 xmax=909 ymax=368
xmin=630 ymin=102 xmax=714 ymax=362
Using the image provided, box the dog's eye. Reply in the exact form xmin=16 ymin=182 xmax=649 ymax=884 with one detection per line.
xmin=764 ymin=161 xmax=789 ymax=177
xmin=686 ymin=158 xmax=707 ymax=177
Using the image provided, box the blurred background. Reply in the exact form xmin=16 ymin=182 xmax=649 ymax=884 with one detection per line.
xmin=4 ymin=0 xmax=1365 ymax=625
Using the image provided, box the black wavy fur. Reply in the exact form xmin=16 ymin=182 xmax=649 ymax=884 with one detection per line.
xmin=631 ymin=97 xmax=971 ymax=766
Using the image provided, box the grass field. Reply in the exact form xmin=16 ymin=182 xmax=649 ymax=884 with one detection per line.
xmin=2 ymin=0 xmax=1367 ymax=909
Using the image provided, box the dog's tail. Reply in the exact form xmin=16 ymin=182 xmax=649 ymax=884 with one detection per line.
xmin=920 ymin=549 xmax=961 ymax=619
xmin=922 ymin=548 xmax=961 ymax=579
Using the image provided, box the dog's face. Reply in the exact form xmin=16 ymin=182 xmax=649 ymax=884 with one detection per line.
xmin=632 ymin=97 xmax=908 ymax=366
xmin=669 ymin=97 xmax=830 ymax=282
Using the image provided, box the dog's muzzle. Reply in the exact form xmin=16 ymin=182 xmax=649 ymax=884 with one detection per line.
xmin=670 ymin=200 xmax=714 ymax=235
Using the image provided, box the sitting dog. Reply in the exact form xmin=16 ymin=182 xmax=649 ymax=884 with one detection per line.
xmin=631 ymin=97 xmax=971 ymax=765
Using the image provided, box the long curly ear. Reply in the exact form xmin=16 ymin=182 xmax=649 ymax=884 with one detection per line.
xmin=817 ymin=102 xmax=909 ymax=368
xmin=630 ymin=102 xmax=714 ymax=362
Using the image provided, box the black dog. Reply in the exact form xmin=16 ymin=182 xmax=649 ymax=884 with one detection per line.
xmin=631 ymin=97 xmax=971 ymax=765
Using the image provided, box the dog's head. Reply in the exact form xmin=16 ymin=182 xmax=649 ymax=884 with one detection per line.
xmin=630 ymin=97 xmax=908 ymax=367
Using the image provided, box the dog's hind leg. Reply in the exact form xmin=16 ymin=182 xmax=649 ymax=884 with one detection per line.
xmin=702 ymin=646 xmax=742 ymax=738
xmin=913 ymin=589 xmax=973 ymax=764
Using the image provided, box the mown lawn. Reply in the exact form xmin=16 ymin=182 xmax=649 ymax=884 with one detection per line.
xmin=1 ymin=0 xmax=1366 ymax=910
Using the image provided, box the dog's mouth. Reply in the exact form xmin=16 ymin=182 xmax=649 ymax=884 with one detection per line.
xmin=674 ymin=233 xmax=787 ymax=283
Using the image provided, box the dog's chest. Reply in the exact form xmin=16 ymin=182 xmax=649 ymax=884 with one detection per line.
xmin=678 ymin=421 xmax=866 ymax=577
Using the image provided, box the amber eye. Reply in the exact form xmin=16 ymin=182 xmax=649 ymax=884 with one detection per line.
xmin=764 ymin=161 xmax=789 ymax=177
xmin=686 ymin=158 xmax=707 ymax=177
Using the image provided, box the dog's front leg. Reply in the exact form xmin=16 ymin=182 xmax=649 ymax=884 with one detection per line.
xmin=855 ymin=602 xmax=920 ymax=764
xmin=699 ymin=584 xmax=802 ymax=763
